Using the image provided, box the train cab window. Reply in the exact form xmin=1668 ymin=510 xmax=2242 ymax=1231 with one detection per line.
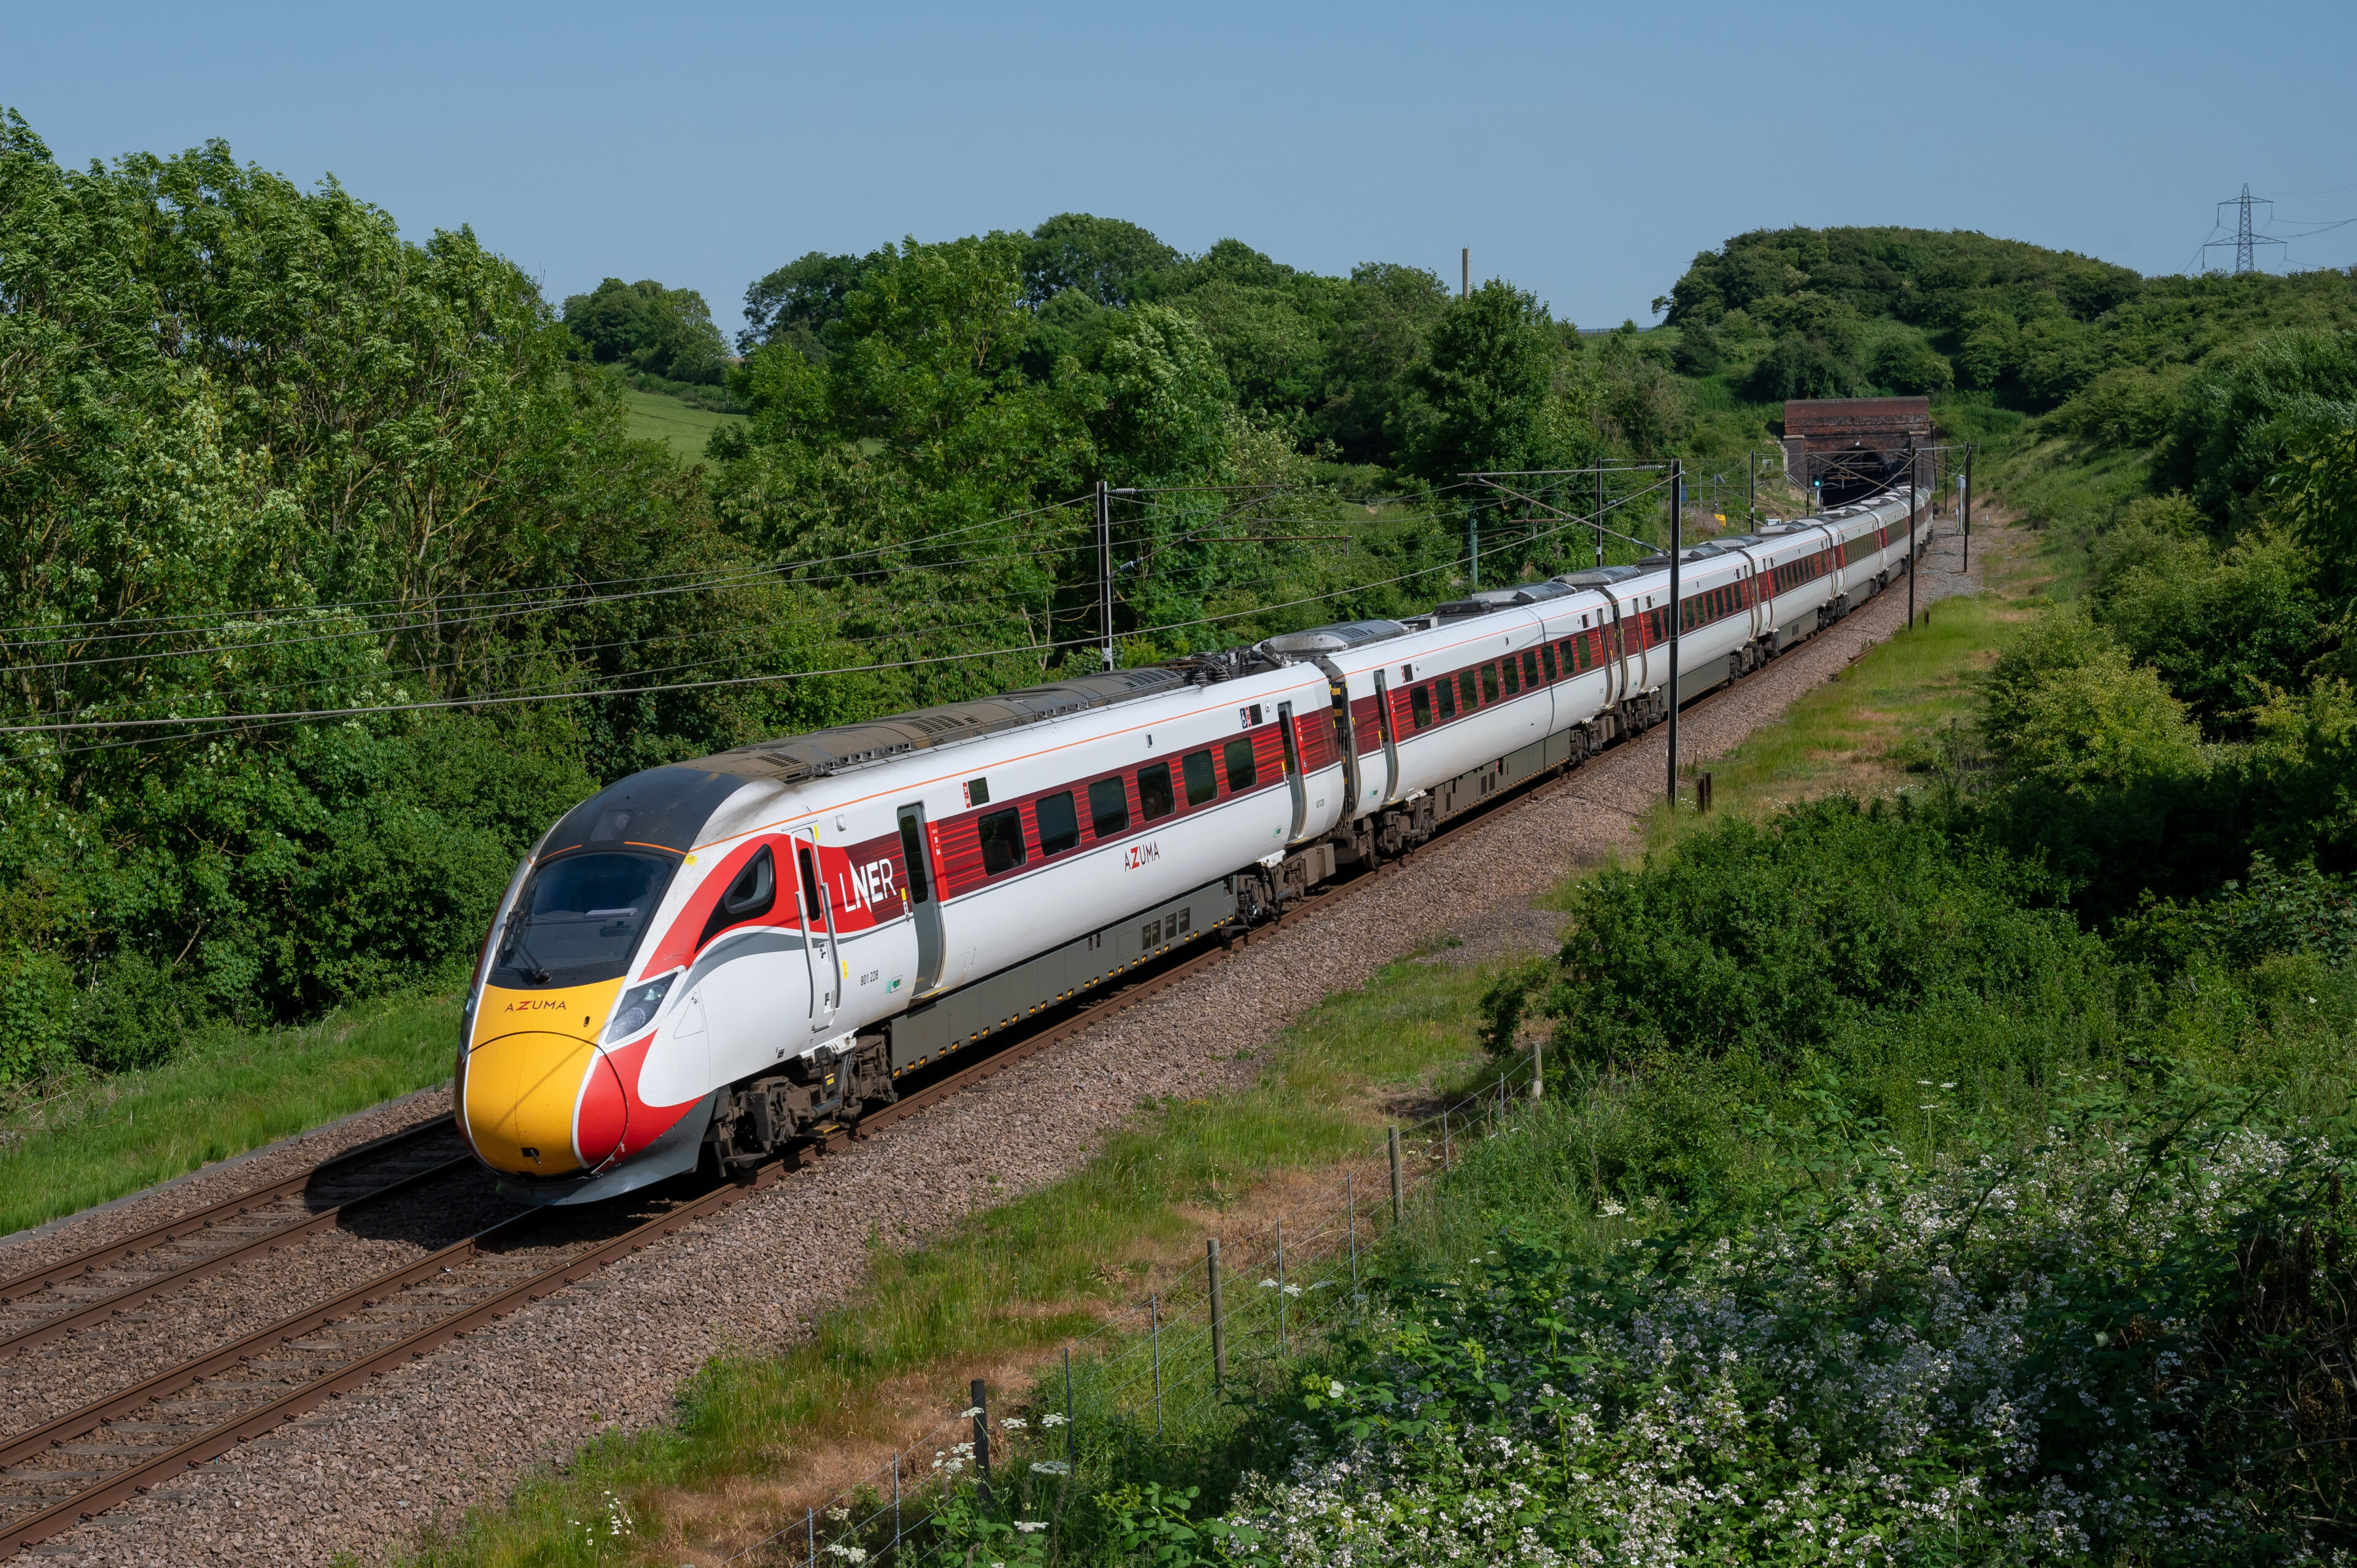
xmin=1223 ymin=737 xmax=1256 ymax=791
xmin=1500 ymin=657 xmax=1519 ymax=695
xmin=1137 ymin=762 xmax=1176 ymax=822
xmin=494 ymin=851 xmax=675 ymax=987
xmin=719 ymin=847 xmax=775 ymax=919
xmin=1409 ymin=685 xmax=1433 ymax=729
xmin=1182 ymin=749 xmax=1217 ymax=807
xmin=1480 ymin=664 xmax=1501 ymax=704
xmin=697 ymin=846 xmax=776 ymax=951
xmin=1036 ymin=792 xmax=1080 ymax=856
xmin=1541 ymin=644 xmax=1557 ymax=681
xmin=1437 ymin=678 xmax=1457 ymax=719
xmin=977 ymin=808 xmax=1026 ymax=875
xmin=1522 ymin=650 xmax=1540 ymax=685
xmin=1458 ymin=670 xmax=1479 ymax=710
xmin=1088 ymin=776 xmax=1129 ymax=838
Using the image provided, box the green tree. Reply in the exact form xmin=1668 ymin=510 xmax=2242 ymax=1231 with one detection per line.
xmin=738 ymin=249 xmax=881 ymax=357
xmin=562 ymin=277 xmax=730 ymax=383
xmin=1403 ymin=280 xmax=1563 ymax=482
xmin=1021 ymin=213 xmax=1178 ymax=307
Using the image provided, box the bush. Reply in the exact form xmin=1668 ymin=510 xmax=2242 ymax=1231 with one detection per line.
xmin=1229 ymin=1084 xmax=2357 ymax=1565
xmin=1546 ymin=799 xmax=2107 ymax=1075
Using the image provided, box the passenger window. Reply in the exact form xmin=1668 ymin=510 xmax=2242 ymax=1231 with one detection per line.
xmin=1438 ymin=678 xmax=1457 ymax=719
xmin=1409 ymin=686 xmax=1433 ymax=728
xmin=1137 ymin=762 xmax=1175 ymax=822
xmin=1522 ymin=650 xmax=1539 ymax=685
xmin=1223 ymin=738 xmax=1256 ymax=791
xmin=1481 ymin=665 xmax=1500 ymax=703
xmin=1036 ymin=791 xmax=1080 ymax=855
xmin=1500 ymin=657 xmax=1520 ymax=695
xmin=1458 ymin=670 xmax=1479 ymax=709
xmin=977 ymin=808 xmax=1025 ymax=875
xmin=1182 ymin=749 xmax=1217 ymax=806
xmin=1541 ymin=644 xmax=1557 ymax=681
xmin=1088 ymin=776 xmax=1129 ymax=838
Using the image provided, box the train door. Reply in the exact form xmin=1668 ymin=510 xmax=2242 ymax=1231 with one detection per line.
xmin=896 ymin=804 xmax=945 ymax=997
xmin=790 ymin=827 xmax=839 ymax=1037
xmin=1277 ymin=699 xmax=1307 ymax=842
xmin=1371 ymin=668 xmax=1400 ymax=805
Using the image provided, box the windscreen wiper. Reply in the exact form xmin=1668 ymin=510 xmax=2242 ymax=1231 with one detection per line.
xmin=501 ymin=907 xmax=553 ymax=985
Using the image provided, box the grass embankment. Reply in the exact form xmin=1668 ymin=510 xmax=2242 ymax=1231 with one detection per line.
xmin=401 ymin=948 xmax=1496 ymax=1564
xmin=0 ymin=993 xmax=457 ymax=1239
xmin=622 ymin=387 xmax=746 ymax=463
xmin=393 ymin=544 xmax=2032 ymax=1565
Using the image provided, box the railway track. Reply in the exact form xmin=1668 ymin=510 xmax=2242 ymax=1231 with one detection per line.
xmin=0 ymin=595 xmax=1841 ymax=1558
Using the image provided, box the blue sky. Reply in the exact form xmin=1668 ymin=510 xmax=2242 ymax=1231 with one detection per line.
xmin=10 ymin=1 xmax=2355 ymax=334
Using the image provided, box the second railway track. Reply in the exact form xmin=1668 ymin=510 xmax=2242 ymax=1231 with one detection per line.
xmin=0 ymin=606 xmax=1859 ymax=1559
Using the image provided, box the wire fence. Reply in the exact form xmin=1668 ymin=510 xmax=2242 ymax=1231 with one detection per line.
xmin=716 ymin=1044 xmax=1550 ymax=1566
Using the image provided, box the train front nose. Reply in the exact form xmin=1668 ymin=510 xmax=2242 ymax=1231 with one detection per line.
xmin=460 ymin=982 xmax=623 ymax=1176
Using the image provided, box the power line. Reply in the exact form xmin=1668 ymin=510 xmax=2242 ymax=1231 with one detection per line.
xmin=0 ymin=501 xmax=1593 ymax=748
xmin=0 ymin=493 xmax=1107 ymax=650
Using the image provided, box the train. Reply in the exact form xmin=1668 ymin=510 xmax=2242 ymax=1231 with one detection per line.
xmin=455 ymin=487 xmax=1927 ymax=1202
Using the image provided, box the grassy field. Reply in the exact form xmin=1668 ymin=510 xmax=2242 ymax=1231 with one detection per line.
xmin=0 ymin=993 xmax=459 ymax=1238
xmin=622 ymin=388 xmax=746 ymax=463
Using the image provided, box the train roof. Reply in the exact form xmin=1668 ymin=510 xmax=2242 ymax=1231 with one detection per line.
xmin=544 ymin=667 xmax=1201 ymax=853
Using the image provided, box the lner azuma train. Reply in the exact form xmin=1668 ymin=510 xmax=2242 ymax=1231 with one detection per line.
xmin=458 ymin=489 xmax=1927 ymax=1202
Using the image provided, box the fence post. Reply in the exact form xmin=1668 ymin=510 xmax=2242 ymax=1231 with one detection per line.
xmin=1442 ymin=1108 xmax=1452 ymax=1168
xmin=892 ymin=1450 xmax=901 ymax=1559
xmin=1150 ymin=1293 xmax=1163 ymax=1439
xmin=1346 ymin=1173 xmax=1358 ymax=1290
xmin=1207 ymin=1238 xmax=1226 ymax=1388
xmin=1276 ymin=1217 xmax=1287 ymax=1354
xmin=1388 ymin=1127 xmax=1404 ymax=1225
xmin=806 ymin=1506 xmax=815 ymax=1567
xmin=1064 ymin=1346 xmax=1075 ymax=1465
xmin=1530 ymin=1037 xmax=1544 ymax=1101
xmin=972 ymin=1378 xmax=991 ymax=1508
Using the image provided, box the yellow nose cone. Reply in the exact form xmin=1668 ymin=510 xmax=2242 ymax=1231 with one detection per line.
xmin=462 ymin=978 xmax=624 ymax=1177
xmin=463 ymin=1030 xmax=597 ymax=1175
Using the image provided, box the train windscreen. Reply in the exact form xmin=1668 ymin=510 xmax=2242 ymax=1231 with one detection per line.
xmin=492 ymin=851 xmax=676 ymax=988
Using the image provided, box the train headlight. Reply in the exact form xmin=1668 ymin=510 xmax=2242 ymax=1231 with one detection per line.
xmin=603 ymin=971 xmax=679 ymax=1043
